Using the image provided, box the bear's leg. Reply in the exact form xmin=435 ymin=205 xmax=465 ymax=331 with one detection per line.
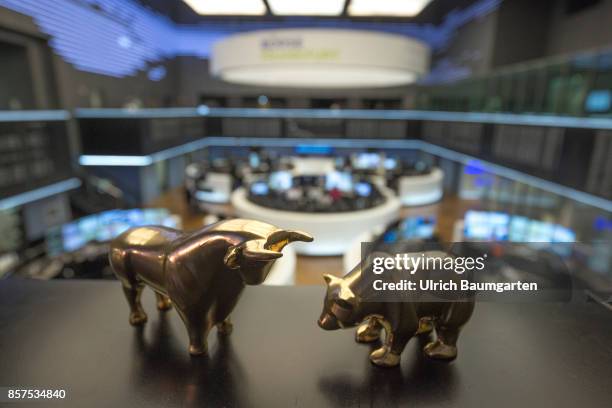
xmin=416 ymin=317 xmax=434 ymax=334
xmin=424 ymin=326 xmax=459 ymax=360
xmin=355 ymin=317 xmax=382 ymax=343
xmin=368 ymin=317 xmax=411 ymax=368
xmin=424 ymin=301 xmax=474 ymax=360
xmin=155 ymin=292 xmax=172 ymax=311
xmin=122 ymin=283 xmax=147 ymax=326
xmin=217 ymin=318 xmax=233 ymax=336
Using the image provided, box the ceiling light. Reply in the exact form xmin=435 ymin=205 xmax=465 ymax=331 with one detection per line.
xmin=267 ymin=0 xmax=345 ymax=16
xmin=348 ymin=0 xmax=434 ymax=17
xmin=183 ymin=0 xmax=266 ymax=16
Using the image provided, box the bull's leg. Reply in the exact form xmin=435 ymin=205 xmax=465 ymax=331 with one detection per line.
xmin=355 ymin=317 xmax=382 ymax=343
xmin=155 ymin=292 xmax=172 ymax=311
xmin=174 ymin=305 xmax=209 ymax=356
xmin=122 ymin=283 xmax=147 ymax=326
xmin=216 ymin=318 xmax=233 ymax=336
xmin=186 ymin=322 xmax=209 ymax=356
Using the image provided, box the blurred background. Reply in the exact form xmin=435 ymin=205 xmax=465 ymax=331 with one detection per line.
xmin=0 ymin=0 xmax=610 ymax=299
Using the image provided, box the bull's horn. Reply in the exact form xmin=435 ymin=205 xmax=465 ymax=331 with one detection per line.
xmin=288 ymin=230 xmax=314 ymax=242
xmin=266 ymin=230 xmax=314 ymax=247
xmin=244 ymin=239 xmax=283 ymax=261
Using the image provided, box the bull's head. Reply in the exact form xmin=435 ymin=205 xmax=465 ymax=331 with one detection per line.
xmin=224 ymin=229 xmax=313 ymax=285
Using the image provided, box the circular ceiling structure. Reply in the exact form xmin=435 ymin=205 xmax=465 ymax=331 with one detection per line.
xmin=211 ymin=29 xmax=429 ymax=88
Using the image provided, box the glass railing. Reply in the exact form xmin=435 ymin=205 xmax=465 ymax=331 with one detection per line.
xmin=415 ymin=48 xmax=612 ymax=117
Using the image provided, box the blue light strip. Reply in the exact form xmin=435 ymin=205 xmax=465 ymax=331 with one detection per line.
xmin=77 ymin=137 xmax=612 ymax=212
xmin=150 ymin=139 xmax=210 ymax=162
xmin=74 ymin=108 xmax=612 ymax=130
xmin=78 ymin=139 xmax=211 ymax=166
xmin=79 ymin=155 xmax=153 ymax=166
xmin=0 ymin=110 xmax=70 ymax=122
xmin=0 ymin=178 xmax=81 ymax=210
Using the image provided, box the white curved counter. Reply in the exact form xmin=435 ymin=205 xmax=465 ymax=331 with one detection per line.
xmin=397 ymin=167 xmax=444 ymax=206
xmin=231 ymin=186 xmax=401 ymax=256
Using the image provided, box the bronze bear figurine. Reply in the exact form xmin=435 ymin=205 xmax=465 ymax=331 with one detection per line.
xmin=317 ymin=252 xmax=474 ymax=367
xmin=109 ymin=218 xmax=313 ymax=356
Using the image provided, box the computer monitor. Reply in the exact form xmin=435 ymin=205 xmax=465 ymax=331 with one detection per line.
xmin=61 ymin=221 xmax=86 ymax=252
xmin=47 ymin=209 xmax=175 ymax=255
xmin=353 ymin=153 xmax=381 ymax=170
xmin=526 ymin=220 xmax=555 ymax=242
xmin=464 ymin=210 xmax=510 ymax=241
xmin=269 ymin=171 xmax=293 ymax=191
xmin=401 ymin=216 xmax=436 ymax=239
xmin=295 ymin=144 xmax=333 ymax=155
xmin=249 ymin=152 xmax=260 ymax=168
xmin=96 ymin=209 xmax=124 ymax=242
xmin=354 ymin=182 xmax=372 ymax=197
xmin=382 ymin=216 xmax=436 ymax=243
xmin=384 ymin=157 xmax=398 ymax=170
xmin=143 ymin=208 xmax=169 ymax=224
xmin=250 ymin=182 xmax=269 ymax=196
xmin=553 ymin=226 xmax=575 ymax=243
xmin=585 ymin=90 xmax=611 ymax=113
xmin=325 ymin=171 xmax=353 ymax=192
xmin=509 ymin=216 xmax=529 ymax=242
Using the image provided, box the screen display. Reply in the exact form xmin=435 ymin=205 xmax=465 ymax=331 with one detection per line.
xmin=585 ymin=90 xmax=611 ymax=113
xmin=382 ymin=216 xmax=436 ymax=243
xmin=353 ymin=153 xmax=381 ymax=169
xmin=295 ymin=145 xmax=333 ymax=155
xmin=249 ymin=152 xmax=260 ymax=168
xmin=354 ymin=182 xmax=372 ymax=197
xmin=269 ymin=171 xmax=293 ymax=191
xmin=47 ymin=209 xmax=174 ymax=255
xmin=325 ymin=171 xmax=352 ymax=192
xmin=553 ymin=226 xmax=576 ymax=243
xmin=508 ymin=216 xmax=529 ymax=242
xmin=384 ymin=157 xmax=398 ymax=170
xmin=401 ymin=216 xmax=436 ymax=240
xmin=467 ymin=212 xmax=576 ymax=244
xmin=250 ymin=182 xmax=269 ymax=196
xmin=464 ymin=211 xmax=510 ymax=241
xmin=526 ymin=220 xmax=555 ymax=242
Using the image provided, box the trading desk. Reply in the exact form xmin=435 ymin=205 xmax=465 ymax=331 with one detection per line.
xmin=0 ymin=279 xmax=611 ymax=407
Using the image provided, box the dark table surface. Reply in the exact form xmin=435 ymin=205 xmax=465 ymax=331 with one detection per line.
xmin=1 ymin=279 xmax=612 ymax=408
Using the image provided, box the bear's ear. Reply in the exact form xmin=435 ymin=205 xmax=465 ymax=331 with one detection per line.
xmin=323 ymin=274 xmax=340 ymax=286
xmin=339 ymin=285 xmax=357 ymax=304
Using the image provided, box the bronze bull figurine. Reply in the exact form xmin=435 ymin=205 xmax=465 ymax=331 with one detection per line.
xmin=109 ymin=218 xmax=313 ymax=356
xmin=318 ymin=252 xmax=474 ymax=367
